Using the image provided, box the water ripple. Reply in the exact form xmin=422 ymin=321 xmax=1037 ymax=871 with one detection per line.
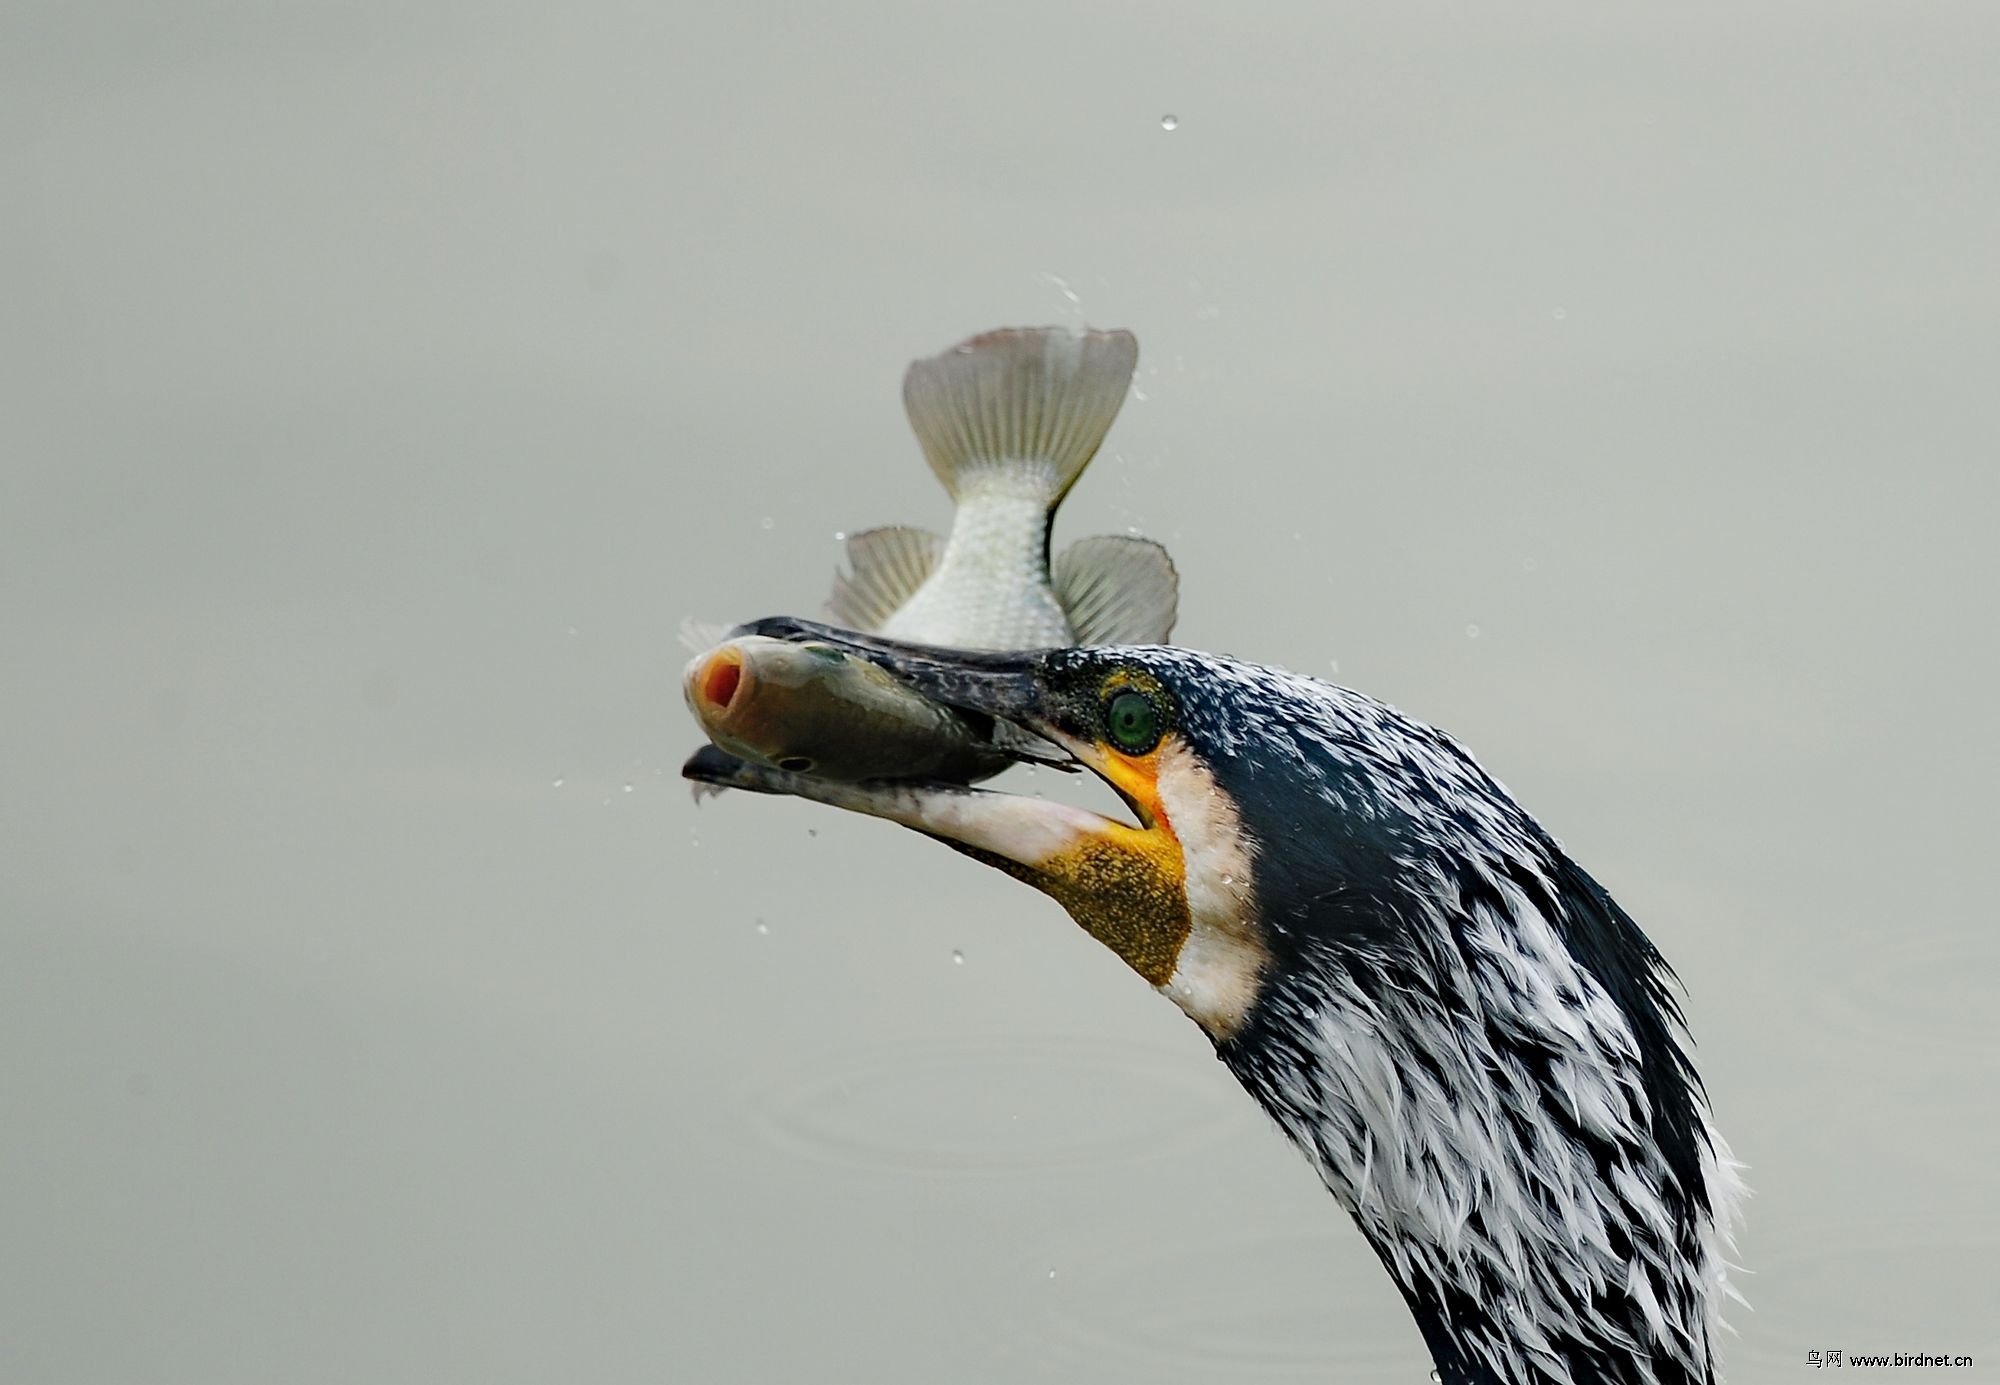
xmin=1029 ymin=1226 xmax=1415 ymax=1380
xmin=748 ymin=1033 xmax=1247 ymax=1175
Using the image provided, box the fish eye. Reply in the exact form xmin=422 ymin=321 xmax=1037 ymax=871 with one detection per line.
xmin=1104 ymin=690 xmax=1161 ymax=755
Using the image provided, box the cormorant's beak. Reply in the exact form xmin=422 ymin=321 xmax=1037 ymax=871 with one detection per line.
xmin=684 ymin=617 xmax=1195 ymax=990
xmin=724 ymin=616 xmax=1048 ymax=736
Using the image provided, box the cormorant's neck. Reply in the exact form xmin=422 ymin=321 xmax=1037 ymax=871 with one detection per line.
xmin=1400 ymin=1283 xmax=1512 ymax=1385
xmin=1216 ymin=931 xmax=1732 ymax=1385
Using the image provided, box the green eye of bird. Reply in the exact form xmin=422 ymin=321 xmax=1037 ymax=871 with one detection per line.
xmin=1105 ymin=689 xmax=1160 ymax=753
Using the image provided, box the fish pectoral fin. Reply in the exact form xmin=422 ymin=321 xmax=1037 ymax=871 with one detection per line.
xmin=678 ymin=615 xmax=731 ymax=653
xmin=902 ymin=326 xmax=1139 ymax=502
xmin=1053 ymin=535 xmax=1180 ymax=645
xmin=827 ymin=525 xmax=944 ymax=631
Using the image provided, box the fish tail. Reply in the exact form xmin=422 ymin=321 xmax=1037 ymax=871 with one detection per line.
xmin=901 ymin=326 xmax=1138 ymax=503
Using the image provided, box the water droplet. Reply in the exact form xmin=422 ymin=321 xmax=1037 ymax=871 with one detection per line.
xmin=833 ymin=530 xmax=846 ymax=542
xmin=1220 ymin=874 xmax=1234 ymax=886
xmin=1328 ymin=658 xmax=1341 ymax=675
xmin=1465 ymin=624 xmax=1482 ymax=639
xmin=760 ymin=516 xmax=775 ymax=530
xmin=1522 ymin=556 xmax=1538 ymax=572
xmin=755 ymin=920 xmax=770 ymax=936
xmin=1550 ymin=307 xmax=1567 ymax=321
xmin=551 ymin=777 xmax=565 ymax=788
xmin=622 ymin=782 xmax=635 ymax=793
xmin=565 ymin=625 xmax=579 ymax=636
xmin=1160 ymin=114 xmax=1179 ymax=131
xmin=1047 ymin=1267 xmax=1058 ymax=1279
xmin=952 ymin=950 xmax=965 ymax=966
xmin=1131 ymin=387 xmax=1148 ymax=402
xmin=1036 ymin=271 xmax=1081 ymax=307
xmin=1430 ymin=1372 xmax=1443 ymax=1383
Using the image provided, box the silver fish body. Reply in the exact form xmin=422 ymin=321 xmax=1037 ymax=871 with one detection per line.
xmin=688 ymin=325 xmax=1179 ymax=785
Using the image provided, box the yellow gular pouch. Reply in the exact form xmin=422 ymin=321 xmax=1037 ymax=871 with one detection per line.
xmin=966 ymin=701 xmax=1193 ymax=986
xmin=1036 ymin=817 xmax=1188 ymax=984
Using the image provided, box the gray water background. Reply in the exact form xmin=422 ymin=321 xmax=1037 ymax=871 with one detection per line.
xmin=4 ymin=4 xmax=1996 ymax=1381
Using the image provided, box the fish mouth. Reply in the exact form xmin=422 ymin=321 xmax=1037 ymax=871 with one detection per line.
xmin=683 ymin=643 xmax=797 ymax=768
xmin=680 ymin=640 xmax=798 ymax=772
xmin=687 ymin=643 xmax=748 ymax=719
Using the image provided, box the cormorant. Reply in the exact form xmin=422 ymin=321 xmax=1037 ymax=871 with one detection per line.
xmin=686 ymin=617 xmax=1743 ymax=1385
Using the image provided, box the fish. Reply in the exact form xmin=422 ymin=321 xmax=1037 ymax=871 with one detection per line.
xmin=684 ymin=324 xmax=1179 ymax=785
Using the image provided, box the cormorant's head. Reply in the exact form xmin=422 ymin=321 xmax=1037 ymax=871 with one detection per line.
xmin=685 ymin=617 xmax=1287 ymax=1040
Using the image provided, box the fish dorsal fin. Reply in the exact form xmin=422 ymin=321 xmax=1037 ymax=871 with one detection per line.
xmin=827 ymin=525 xmax=944 ymax=631
xmin=902 ymin=326 xmax=1139 ymax=503
xmin=1053 ymin=535 xmax=1180 ymax=644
